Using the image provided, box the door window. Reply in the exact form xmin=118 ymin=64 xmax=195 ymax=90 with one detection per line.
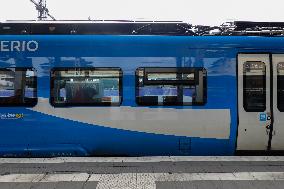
xmin=277 ymin=62 xmax=284 ymax=112
xmin=243 ymin=61 xmax=266 ymax=112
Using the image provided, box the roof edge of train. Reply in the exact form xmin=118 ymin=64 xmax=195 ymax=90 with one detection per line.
xmin=0 ymin=20 xmax=284 ymax=36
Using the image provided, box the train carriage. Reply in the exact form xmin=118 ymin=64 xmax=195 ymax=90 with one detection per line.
xmin=0 ymin=21 xmax=283 ymax=156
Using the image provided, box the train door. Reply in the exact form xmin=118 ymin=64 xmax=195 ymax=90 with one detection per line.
xmin=271 ymin=54 xmax=284 ymax=150
xmin=237 ymin=54 xmax=272 ymax=151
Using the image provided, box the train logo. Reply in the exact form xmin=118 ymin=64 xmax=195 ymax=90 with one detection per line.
xmin=259 ymin=113 xmax=267 ymax=122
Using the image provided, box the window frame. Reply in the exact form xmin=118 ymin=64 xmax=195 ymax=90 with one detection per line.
xmin=0 ymin=67 xmax=38 ymax=107
xmin=135 ymin=67 xmax=207 ymax=106
xmin=50 ymin=67 xmax=123 ymax=107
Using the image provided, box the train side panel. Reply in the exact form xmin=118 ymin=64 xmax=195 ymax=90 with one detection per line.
xmin=1 ymin=35 xmax=283 ymax=156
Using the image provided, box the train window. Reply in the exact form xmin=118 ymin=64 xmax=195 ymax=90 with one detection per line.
xmin=243 ymin=61 xmax=266 ymax=112
xmin=135 ymin=67 xmax=207 ymax=106
xmin=277 ymin=62 xmax=284 ymax=112
xmin=0 ymin=68 xmax=37 ymax=107
xmin=50 ymin=68 xmax=122 ymax=107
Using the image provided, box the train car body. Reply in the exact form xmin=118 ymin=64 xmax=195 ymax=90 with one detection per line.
xmin=0 ymin=21 xmax=284 ymax=156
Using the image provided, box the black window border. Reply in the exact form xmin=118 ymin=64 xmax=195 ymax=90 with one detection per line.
xmin=0 ymin=67 xmax=38 ymax=107
xmin=135 ymin=67 xmax=207 ymax=106
xmin=243 ymin=61 xmax=266 ymax=112
xmin=50 ymin=67 xmax=123 ymax=107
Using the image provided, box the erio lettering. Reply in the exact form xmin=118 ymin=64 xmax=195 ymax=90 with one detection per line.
xmin=0 ymin=41 xmax=38 ymax=52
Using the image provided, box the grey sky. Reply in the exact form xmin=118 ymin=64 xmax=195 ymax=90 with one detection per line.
xmin=0 ymin=0 xmax=283 ymax=25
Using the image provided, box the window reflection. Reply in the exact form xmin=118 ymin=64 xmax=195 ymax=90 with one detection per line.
xmin=243 ymin=61 xmax=266 ymax=112
xmin=277 ymin=62 xmax=284 ymax=112
xmin=0 ymin=68 xmax=37 ymax=106
xmin=51 ymin=68 xmax=122 ymax=106
xmin=136 ymin=68 xmax=206 ymax=106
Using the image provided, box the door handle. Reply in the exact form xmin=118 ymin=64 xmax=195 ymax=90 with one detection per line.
xmin=266 ymin=125 xmax=271 ymax=135
xmin=265 ymin=125 xmax=276 ymax=136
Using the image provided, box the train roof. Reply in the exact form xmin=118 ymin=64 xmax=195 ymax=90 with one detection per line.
xmin=0 ymin=20 xmax=284 ymax=36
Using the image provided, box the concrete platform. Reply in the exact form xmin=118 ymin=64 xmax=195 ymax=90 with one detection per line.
xmin=0 ymin=156 xmax=284 ymax=189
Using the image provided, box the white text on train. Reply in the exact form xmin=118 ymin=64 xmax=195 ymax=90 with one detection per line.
xmin=0 ymin=41 xmax=38 ymax=52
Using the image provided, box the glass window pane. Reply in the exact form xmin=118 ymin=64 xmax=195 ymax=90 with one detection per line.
xmin=136 ymin=67 xmax=206 ymax=106
xmin=51 ymin=68 xmax=122 ymax=106
xmin=147 ymin=73 xmax=177 ymax=81
xmin=243 ymin=61 xmax=266 ymax=112
xmin=183 ymin=86 xmax=195 ymax=103
xmin=277 ymin=62 xmax=284 ymax=112
xmin=0 ymin=68 xmax=37 ymax=106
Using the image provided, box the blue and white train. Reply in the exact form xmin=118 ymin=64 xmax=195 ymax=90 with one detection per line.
xmin=0 ymin=20 xmax=283 ymax=157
